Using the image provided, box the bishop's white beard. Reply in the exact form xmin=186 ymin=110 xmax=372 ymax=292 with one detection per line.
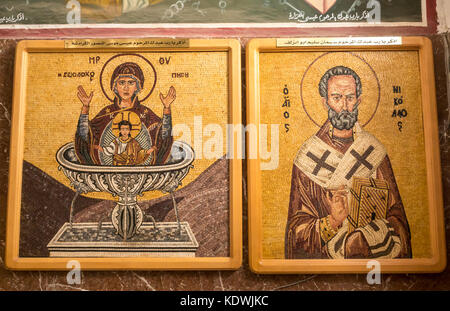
xmin=327 ymin=105 xmax=359 ymax=130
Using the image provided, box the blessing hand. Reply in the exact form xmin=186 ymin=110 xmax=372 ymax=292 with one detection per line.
xmin=325 ymin=186 xmax=349 ymax=230
xmin=146 ymin=146 xmax=157 ymax=155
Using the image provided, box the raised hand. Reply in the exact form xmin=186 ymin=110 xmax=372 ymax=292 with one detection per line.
xmin=159 ymin=86 xmax=176 ymax=109
xmin=77 ymin=85 xmax=93 ymax=114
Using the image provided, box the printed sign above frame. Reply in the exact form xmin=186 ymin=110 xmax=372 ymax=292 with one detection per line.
xmin=6 ymin=38 xmax=242 ymax=270
xmin=246 ymin=36 xmax=446 ymax=274
xmin=0 ymin=0 xmax=428 ymax=28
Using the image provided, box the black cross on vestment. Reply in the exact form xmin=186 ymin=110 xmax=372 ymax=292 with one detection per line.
xmin=306 ymin=150 xmax=336 ymax=176
xmin=345 ymin=145 xmax=375 ymax=180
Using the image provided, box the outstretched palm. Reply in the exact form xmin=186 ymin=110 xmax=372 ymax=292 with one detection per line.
xmin=159 ymin=86 xmax=176 ymax=109
xmin=77 ymin=85 xmax=93 ymax=114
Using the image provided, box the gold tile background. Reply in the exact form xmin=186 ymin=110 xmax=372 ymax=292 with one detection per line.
xmin=259 ymin=51 xmax=431 ymax=259
xmin=23 ymin=51 xmax=229 ymax=201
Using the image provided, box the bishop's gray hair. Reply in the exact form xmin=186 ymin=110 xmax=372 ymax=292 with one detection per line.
xmin=318 ymin=66 xmax=362 ymax=98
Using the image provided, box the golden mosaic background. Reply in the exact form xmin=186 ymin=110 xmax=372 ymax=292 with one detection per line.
xmin=23 ymin=51 xmax=229 ymax=201
xmin=259 ymin=51 xmax=431 ymax=259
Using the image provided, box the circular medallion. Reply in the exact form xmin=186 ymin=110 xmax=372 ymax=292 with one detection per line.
xmin=300 ymin=52 xmax=380 ymax=128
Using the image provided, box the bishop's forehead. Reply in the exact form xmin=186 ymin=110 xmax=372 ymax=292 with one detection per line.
xmin=319 ymin=66 xmax=362 ymax=98
xmin=328 ymin=75 xmax=358 ymax=92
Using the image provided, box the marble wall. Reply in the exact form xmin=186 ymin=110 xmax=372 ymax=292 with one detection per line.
xmin=0 ymin=34 xmax=449 ymax=290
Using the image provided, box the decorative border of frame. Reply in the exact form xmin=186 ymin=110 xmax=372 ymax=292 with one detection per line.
xmin=5 ymin=38 xmax=242 ymax=271
xmin=246 ymin=36 xmax=446 ymax=274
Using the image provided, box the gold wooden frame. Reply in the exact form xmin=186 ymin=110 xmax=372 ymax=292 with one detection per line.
xmin=6 ymin=39 xmax=242 ymax=270
xmin=246 ymin=37 xmax=446 ymax=274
